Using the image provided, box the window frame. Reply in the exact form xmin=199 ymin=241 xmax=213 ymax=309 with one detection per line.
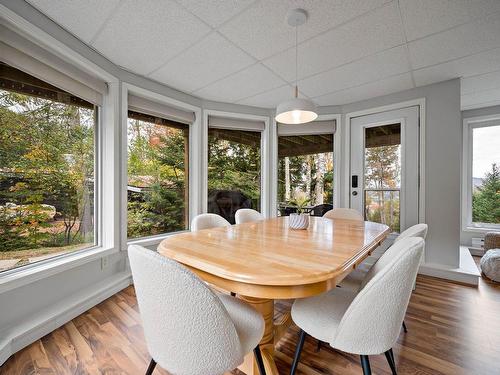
xmin=123 ymin=83 xmax=202 ymax=248
xmin=202 ymin=110 xmax=270 ymax=217
xmin=0 ymin=69 xmax=103 ymax=277
xmin=272 ymin=114 xmax=341 ymax=216
xmin=462 ymin=114 xmax=500 ymax=232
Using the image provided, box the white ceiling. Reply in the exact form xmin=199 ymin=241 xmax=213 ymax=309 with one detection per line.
xmin=26 ymin=0 xmax=500 ymax=110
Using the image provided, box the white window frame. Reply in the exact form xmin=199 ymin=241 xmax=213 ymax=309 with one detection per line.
xmin=271 ymin=114 xmax=341 ymax=217
xmin=0 ymin=5 xmax=120 ymax=291
xmin=123 ymin=83 xmax=202 ymax=248
xmin=462 ymin=114 xmax=500 ymax=233
xmin=202 ymin=110 xmax=270 ymax=217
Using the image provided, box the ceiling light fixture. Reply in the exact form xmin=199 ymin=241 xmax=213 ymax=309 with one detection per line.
xmin=275 ymin=9 xmax=318 ymax=125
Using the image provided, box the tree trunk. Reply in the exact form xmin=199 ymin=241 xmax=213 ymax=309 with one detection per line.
xmin=315 ymin=154 xmax=325 ymax=205
xmin=306 ymin=156 xmax=312 ymax=199
xmin=285 ymin=157 xmax=291 ymax=201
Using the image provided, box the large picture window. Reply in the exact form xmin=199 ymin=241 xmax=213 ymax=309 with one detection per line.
xmin=277 ymin=133 xmax=334 ymax=216
xmin=0 ymin=62 xmax=96 ymax=272
xmin=207 ymin=127 xmax=261 ymax=223
xmin=464 ymin=119 xmax=500 ymax=229
xmin=127 ymin=111 xmax=189 ymax=238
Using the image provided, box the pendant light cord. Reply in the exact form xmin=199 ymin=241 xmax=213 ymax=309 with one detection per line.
xmin=295 ymin=24 xmax=298 ymax=98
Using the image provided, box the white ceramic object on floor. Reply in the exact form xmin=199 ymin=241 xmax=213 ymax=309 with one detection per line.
xmin=289 ymin=213 xmax=309 ymax=230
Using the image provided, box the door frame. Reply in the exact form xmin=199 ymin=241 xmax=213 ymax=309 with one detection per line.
xmin=344 ymin=98 xmax=426 ymax=224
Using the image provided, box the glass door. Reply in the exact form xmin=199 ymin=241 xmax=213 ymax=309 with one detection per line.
xmin=350 ymin=107 xmax=420 ymax=233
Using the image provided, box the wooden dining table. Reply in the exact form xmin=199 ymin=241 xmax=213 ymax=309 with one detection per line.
xmin=158 ymin=216 xmax=390 ymax=375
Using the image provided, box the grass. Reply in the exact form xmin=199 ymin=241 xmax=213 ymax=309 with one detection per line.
xmin=0 ymin=243 xmax=92 ymax=261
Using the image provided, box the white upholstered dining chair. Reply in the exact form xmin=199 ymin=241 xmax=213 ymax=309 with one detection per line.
xmin=235 ymin=208 xmax=264 ymax=224
xmin=191 ymin=213 xmax=231 ymax=231
xmin=128 ymin=245 xmax=267 ymax=375
xmin=290 ymin=237 xmax=424 ymax=375
xmin=340 ymin=223 xmax=428 ymax=293
xmin=323 ymin=208 xmax=363 ymax=221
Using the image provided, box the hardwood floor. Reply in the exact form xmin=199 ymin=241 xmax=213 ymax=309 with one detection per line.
xmin=1 ymin=268 xmax=499 ymax=375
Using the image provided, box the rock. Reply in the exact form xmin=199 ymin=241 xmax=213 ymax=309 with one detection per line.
xmin=480 ymin=249 xmax=500 ymax=282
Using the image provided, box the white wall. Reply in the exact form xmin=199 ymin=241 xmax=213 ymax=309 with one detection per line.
xmin=342 ymin=79 xmax=462 ymax=268
xmin=461 ymin=105 xmax=500 ymax=247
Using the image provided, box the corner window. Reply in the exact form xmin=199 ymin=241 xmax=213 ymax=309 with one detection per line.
xmin=0 ymin=62 xmax=97 ymax=272
xmin=127 ymin=111 xmax=189 ymax=238
xmin=463 ymin=118 xmax=500 ymax=230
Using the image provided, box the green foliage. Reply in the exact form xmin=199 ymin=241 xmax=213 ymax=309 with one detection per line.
xmin=0 ymin=90 xmax=95 ymax=252
xmin=126 ymin=119 xmax=188 ymax=239
xmin=472 ymin=163 xmax=500 ymax=224
xmin=207 ymin=131 xmax=261 ymax=208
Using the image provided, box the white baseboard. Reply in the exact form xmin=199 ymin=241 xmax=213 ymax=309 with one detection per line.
xmin=418 ymin=247 xmax=480 ymax=286
xmin=0 ymin=271 xmax=132 ymax=366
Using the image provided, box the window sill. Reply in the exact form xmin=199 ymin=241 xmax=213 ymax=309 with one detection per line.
xmin=463 ymin=226 xmax=500 ymax=234
xmin=126 ymin=230 xmax=189 ymax=249
xmin=0 ymin=246 xmax=120 ymax=294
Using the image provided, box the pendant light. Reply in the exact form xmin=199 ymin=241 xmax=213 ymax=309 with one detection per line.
xmin=275 ymin=9 xmax=318 ymax=125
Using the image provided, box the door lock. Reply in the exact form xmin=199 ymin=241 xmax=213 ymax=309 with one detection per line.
xmin=352 ymin=191 xmax=358 ymax=196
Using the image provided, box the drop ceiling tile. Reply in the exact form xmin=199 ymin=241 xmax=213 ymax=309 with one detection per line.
xmin=175 ymin=0 xmax=256 ymax=28
xmin=462 ymin=88 xmax=500 ymax=110
xmin=193 ymin=63 xmax=285 ymax=102
xmin=313 ymin=73 xmax=414 ymax=106
xmin=149 ymin=32 xmax=255 ymax=93
xmin=462 ymin=70 xmax=500 ymax=95
xmin=91 ymin=0 xmax=211 ymax=75
xmin=26 ymin=0 xmax=121 ymax=43
xmin=413 ymin=48 xmax=500 ymax=87
xmin=298 ymin=46 xmax=410 ymax=98
xmin=236 ymin=85 xmax=297 ymax=108
xmin=408 ymin=13 xmax=500 ymax=69
xmin=218 ymin=0 xmax=389 ymax=60
xmin=263 ymin=2 xmax=405 ymax=82
xmin=399 ymin=0 xmax=500 ymax=41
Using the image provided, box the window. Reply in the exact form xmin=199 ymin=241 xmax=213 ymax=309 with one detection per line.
xmin=277 ymin=133 xmax=334 ymax=216
xmin=0 ymin=62 xmax=97 ymax=272
xmin=127 ymin=111 xmax=189 ymax=239
xmin=364 ymin=124 xmax=401 ymax=233
xmin=464 ymin=118 xmax=500 ymax=230
xmin=207 ymin=128 xmax=261 ymax=223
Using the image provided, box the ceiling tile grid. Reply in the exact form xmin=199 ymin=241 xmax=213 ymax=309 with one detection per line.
xmin=22 ymin=0 xmax=500 ymax=109
xmin=91 ymin=0 xmax=212 ymax=75
xmin=149 ymin=32 xmax=256 ymax=93
xmin=26 ymin=0 xmax=121 ymax=43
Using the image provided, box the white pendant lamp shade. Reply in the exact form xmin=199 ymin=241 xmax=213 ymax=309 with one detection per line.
xmin=275 ymin=9 xmax=318 ymax=125
xmin=275 ymin=97 xmax=318 ymax=124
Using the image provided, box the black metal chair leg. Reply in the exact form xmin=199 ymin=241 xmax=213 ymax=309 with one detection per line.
xmin=384 ymin=349 xmax=397 ymax=375
xmin=145 ymin=359 xmax=156 ymax=375
xmin=290 ymin=329 xmax=307 ymax=375
xmin=360 ymin=355 xmax=372 ymax=375
xmin=315 ymin=339 xmax=322 ymax=352
xmin=402 ymin=320 xmax=408 ymax=333
xmin=253 ymin=346 xmax=267 ymax=375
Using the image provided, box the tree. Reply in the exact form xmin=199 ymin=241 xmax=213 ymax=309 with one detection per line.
xmin=472 ymin=163 xmax=500 ymax=224
xmin=364 ymin=145 xmax=400 ymax=232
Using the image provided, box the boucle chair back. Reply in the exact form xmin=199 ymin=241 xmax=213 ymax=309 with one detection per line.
xmin=323 ymin=208 xmax=363 ymax=221
xmin=128 ymin=245 xmax=242 ymax=375
xmin=191 ymin=213 xmax=231 ymax=231
xmin=395 ymin=223 xmax=428 ymax=242
xmin=331 ymin=237 xmax=424 ymax=355
xmin=235 ymin=208 xmax=264 ymax=224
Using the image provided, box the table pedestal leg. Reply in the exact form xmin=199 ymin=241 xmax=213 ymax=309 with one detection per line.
xmin=237 ymin=297 xmax=279 ymax=375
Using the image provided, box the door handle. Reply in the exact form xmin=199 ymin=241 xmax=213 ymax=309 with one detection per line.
xmin=352 ymin=191 xmax=358 ymax=196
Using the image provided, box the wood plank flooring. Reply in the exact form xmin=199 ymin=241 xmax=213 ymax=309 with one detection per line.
xmin=1 ymin=266 xmax=499 ymax=375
